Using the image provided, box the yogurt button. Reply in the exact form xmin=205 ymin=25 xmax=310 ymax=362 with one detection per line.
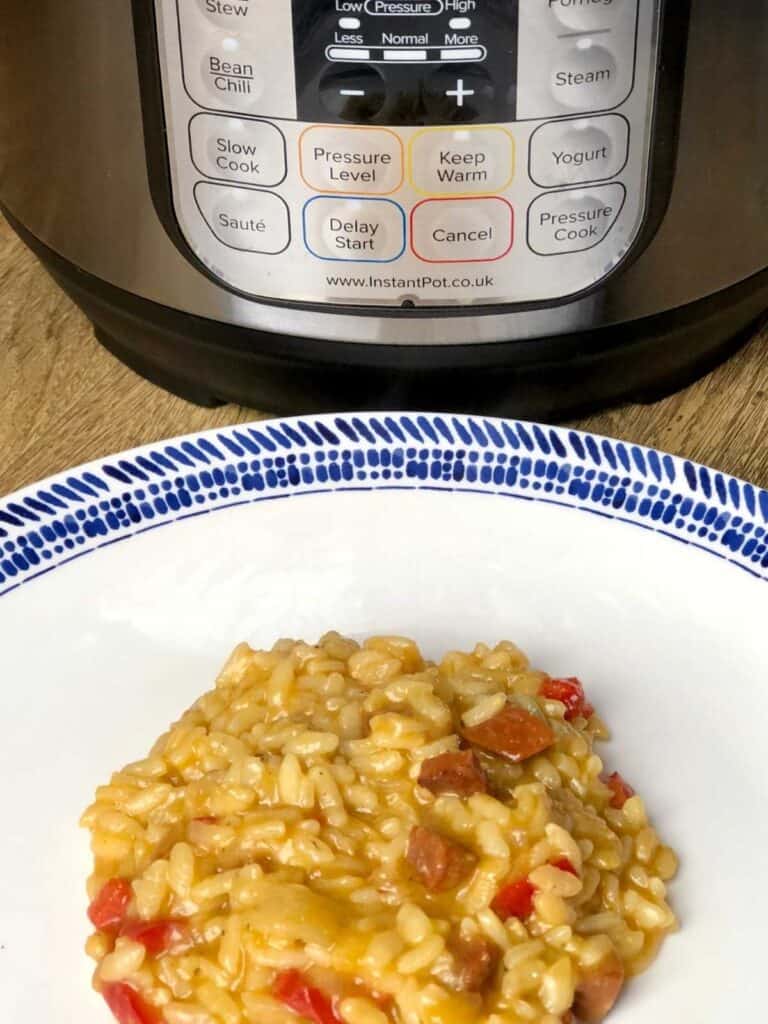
xmin=548 ymin=0 xmax=625 ymax=32
xmin=195 ymin=182 xmax=290 ymax=253
xmin=200 ymin=37 xmax=264 ymax=113
xmin=550 ymin=41 xmax=620 ymax=111
xmin=529 ymin=115 xmax=628 ymax=187
xmin=411 ymin=198 xmax=514 ymax=263
xmin=527 ymin=184 xmax=625 ymax=255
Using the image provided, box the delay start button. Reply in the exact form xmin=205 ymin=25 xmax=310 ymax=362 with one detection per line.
xmin=303 ymin=197 xmax=406 ymax=262
xmin=527 ymin=183 xmax=625 ymax=255
xmin=299 ymin=126 xmax=404 ymax=195
xmin=411 ymin=197 xmax=514 ymax=263
xmin=194 ymin=182 xmax=290 ymax=254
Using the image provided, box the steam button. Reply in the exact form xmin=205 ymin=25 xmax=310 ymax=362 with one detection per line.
xmin=550 ymin=41 xmax=620 ymax=111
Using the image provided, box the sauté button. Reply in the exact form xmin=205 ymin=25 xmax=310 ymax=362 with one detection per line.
xmin=189 ymin=114 xmax=287 ymax=187
xmin=197 ymin=0 xmax=257 ymax=30
xmin=201 ymin=37 xmax=264 ymax=113
xmin=195 ymin=182 xmax=290 ymax=253
xmin=423 ymin=64 xmax=496 ymax=123
xmin=299 ymin=126 xmax=404 ymax=194
xmin=529 ymin=115 xmax=628 ymax=187
xmin=550 ymin=41 xmax=620 ymax=111
xmin=409 ymin=127 xmax=515 ymax=196
xmin=303 ymin=197 xmax=406 ymax=262
xmin=319 ymin=65 xmax=387 ymax=122
xmin=411 ymin=197 xmax=514 ymax=263
xmin=548 ymin=0 xmax=625 ymax=32
xmin=527 ymin=184 xmax=625 ymax=255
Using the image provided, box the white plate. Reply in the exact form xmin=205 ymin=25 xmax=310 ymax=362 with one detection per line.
xmin=1 ymin=413 xmax=767 ymax=1023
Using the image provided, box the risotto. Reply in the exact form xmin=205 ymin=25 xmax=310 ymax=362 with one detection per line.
xmin=81 ymin=634 xmax=678 ymax=1024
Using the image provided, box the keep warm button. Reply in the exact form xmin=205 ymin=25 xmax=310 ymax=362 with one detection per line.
xmin=527 ymin=184 xmax=626 ymax=256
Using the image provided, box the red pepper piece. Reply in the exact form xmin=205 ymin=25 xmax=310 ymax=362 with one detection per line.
xmin=491 ymin=878 xmax=537 ymax=920
xmin=273 ymin=970 xmax=344 ymax=1024
xmin=102 ymin=983 xmax=163 ymax=1024
xmin=120 ymin=919 xmax=191 ymax=957
xmin=551 ymin=857 xmax=580 ymax=878
xmin=539 ymin=677 xmax=594 ymax=721
xmin=602 ymin=771 xmax=635 ymax=810
xmin=88 ymin=878 xmax=132 ymax=932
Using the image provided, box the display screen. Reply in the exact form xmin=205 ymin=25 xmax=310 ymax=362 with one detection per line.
xmin=292 ymin=0 xmax=520 ymax=125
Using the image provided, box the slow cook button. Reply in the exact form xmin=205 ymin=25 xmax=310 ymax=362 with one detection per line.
xmin=409 ymin=127 xmax=515 ymax=196
xmin=303 ymin=197 xmax=406 ymax=262
xmin=194 ymin=182 xmax=290 ymax=253
xmin=527 ymin=183 xmax=626 ymax=255
xmin=529 ymin=114 xmax=629 ymax=187
xmin=200 ymin=37 xmax=264 ymax=112
xmin=299 ymin=126 xmax=404 ymax=195
xmin=411 ymin=197 xmax=514 ymax=263
xmin=550 ymin=41 xmax=620 ymax=111
xmin=548 ymin=0 xmax=625 ymax=32
xmin=190 ymin=114 xmax=287 ymax=187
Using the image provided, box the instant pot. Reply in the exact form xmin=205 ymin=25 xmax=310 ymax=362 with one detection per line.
xmin=2 ymin=1 xmax=767 ymax=416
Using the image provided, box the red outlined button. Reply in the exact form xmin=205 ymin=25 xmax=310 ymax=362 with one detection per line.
xmin=410 ymin=197 xmax=514 ymax=263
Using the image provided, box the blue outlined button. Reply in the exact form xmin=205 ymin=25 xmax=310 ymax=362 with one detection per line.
xmin=303 ymin=196 xmax=406 ymax=263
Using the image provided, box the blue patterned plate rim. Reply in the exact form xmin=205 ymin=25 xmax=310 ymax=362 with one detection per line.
xmin=1 ymin=411 xmax=767 ymax=599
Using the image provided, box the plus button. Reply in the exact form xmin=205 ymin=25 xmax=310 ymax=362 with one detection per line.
xmin=445 ymin=77 xmax=476 ymax=107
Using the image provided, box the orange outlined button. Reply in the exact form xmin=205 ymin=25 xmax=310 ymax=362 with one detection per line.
xmin=409 ymin=126 xmax=515 ymax=196
xmin=411 ymin=197 xmax=514 ymax=264
xmin=299 ymin=126 xmax=404 ymax=195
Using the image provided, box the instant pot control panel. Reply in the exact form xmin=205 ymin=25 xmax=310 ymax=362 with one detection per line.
xmin=149 ymin=0 xmax=665 ymax=308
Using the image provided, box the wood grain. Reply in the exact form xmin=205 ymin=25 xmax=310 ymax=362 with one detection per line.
xmin=2 ymin=214 xmax=768 ymax=496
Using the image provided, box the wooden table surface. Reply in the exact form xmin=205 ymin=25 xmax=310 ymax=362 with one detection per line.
xmin=3 ymin=214 xmax=768 ymax=496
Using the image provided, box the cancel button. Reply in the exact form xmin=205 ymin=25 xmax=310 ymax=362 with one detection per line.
xmin=527 ymin=184 xmax=625 ymax=255
xmin=411 ymin=197 xmax=514 ymax=263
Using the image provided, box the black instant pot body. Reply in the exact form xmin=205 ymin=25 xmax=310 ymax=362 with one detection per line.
xmin=2 ymin=0 xmax=767 ymax=417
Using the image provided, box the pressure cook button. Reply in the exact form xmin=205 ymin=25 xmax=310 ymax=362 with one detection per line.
xmin=423 ymin=64 xmax=496 ymax=123
xmin=411 ymin=197 xmax=514 ymax=263
xmin=201 ymin=37 xmax=264 ymax=113
xmin=303 ymin=197 xmax=406 ymax=262
xmin=409 ymin=127 xmax=515 ymax=196
xmin=548 ymin=0 xmax=625 ymax=32
xmin=190 ymin=114 xmax=287 ymax=187
xmin=319 ymin=65 xmax=387 ymax=122
xmin=299 ymin=126 xmax=404 ymax=194
xmin=194 ymin=182 xmax=290 ymax=253
xmin=529 ymin=114 xmax=628 ymax=187
xmin=527 ymin=183 xmax=625 ymax=255
xmin=550 ymin=41 xmax=620 ymax=111
xmin=197 ymin=0 xmax=256 ymax=29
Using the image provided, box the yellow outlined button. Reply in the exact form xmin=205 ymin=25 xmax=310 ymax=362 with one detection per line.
xmin=299 ymin=125 xmax=404 ymax=196
xmin=408 ymin=125 xmax=515 ymax=197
